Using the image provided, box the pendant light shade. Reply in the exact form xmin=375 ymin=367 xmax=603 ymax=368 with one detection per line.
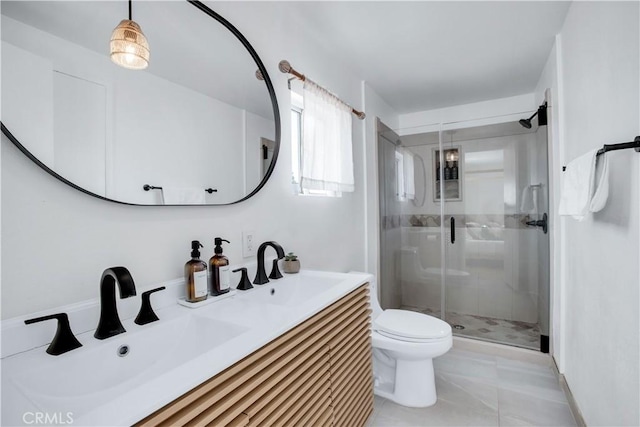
xmin=110 ymin=1 xmax=149 ymax=70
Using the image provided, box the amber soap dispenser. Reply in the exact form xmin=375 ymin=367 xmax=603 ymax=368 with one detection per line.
xmin=210 ymin=238 xmax=231 ymax=296
xmin=185 ymin=240 xmax=208 ymax=303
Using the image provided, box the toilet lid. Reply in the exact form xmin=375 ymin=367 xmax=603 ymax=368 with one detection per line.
xmin=373 ymin=309 xmax=451 ymax=341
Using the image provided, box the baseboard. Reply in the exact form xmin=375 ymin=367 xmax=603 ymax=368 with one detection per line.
xmin=452 ymin=336 xmax=550 ymax=366
xmin=551 ymin=357 xmax=586 ymax=427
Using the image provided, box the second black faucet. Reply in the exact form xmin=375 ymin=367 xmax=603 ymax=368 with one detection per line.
xmin=253 ymin=241 xmax=285 ymax=285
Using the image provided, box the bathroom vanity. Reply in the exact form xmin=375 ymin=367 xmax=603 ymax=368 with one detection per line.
xmin=1 ymin=270 xmax=373 ymax=427
xmin=138 ymin=284 xmax=372 ymax=426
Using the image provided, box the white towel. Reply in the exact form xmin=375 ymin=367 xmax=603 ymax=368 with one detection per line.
xmin=403 ymin=150 xmax=415 ymax=200
xmin=531 ymin=186 xmax=540 ymax=215
xmin=589 ymin=153 xmax=609 ymax=213
xmin=162 ymin=186 xmax=206 ymax=205
xmin=520 ymin=186 xmax=532 ymax=212
xmin=559 ymin=150 xmax=609 ymax=220
xmin=520 ymin=185 xmax=540 ymax=214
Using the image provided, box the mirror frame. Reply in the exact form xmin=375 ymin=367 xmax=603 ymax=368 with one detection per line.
xmin=0 ymin=0 xmax=280 ymax=206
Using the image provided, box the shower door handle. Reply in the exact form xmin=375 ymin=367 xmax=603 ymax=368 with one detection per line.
xmin=450 ymin=217 xmax=455 ymax=244
xmin=526 ymin=213 xmax=548 ymax=234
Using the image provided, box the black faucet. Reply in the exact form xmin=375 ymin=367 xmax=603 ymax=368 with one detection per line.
xmin=134 ymin=286 xmax=166 ymax=325
xmin=253 ymin=241 xmax=285 ymax=285
xmin=25 ymin=313 xmax=82 ymax=355
xmin=94 ymin=267 xmax=137 ymax=340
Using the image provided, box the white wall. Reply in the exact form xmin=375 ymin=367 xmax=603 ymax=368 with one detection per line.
xmin=53 ymin=72 xmax=107 ymax=197
xmin=112 ymin=65 xmax=245 ymax=204
xmin=1 ymin=42 xmax=54 ymax=166
xmin=557 ymin=2 xmax=639 ymax=425
xmin=1 ymin=2 xmax=366 ymax=319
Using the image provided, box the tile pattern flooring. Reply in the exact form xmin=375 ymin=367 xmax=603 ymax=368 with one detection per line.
xmin=402 ymin=306 xmax=541 ymax=350
xmin=367 ymin=348 xmax=576 ymax=426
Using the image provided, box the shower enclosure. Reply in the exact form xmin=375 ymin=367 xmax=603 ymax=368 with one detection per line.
xmin=378 ymin=110 xmax=550 ymax=351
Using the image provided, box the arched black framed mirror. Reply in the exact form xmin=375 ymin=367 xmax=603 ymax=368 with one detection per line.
xmin=1 ymin=0 xmax=280 ymax=205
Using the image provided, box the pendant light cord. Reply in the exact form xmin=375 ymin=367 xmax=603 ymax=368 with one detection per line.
xmin=128 ymin=0 xmax=132 ymax=20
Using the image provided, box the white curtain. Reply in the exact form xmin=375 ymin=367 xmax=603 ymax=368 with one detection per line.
xmin=301 ymin=79 xmax=354 ymax=193
xmin=403 ymin=150 xmax=415 ymax=200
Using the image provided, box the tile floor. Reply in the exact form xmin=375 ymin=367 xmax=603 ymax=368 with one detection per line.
xmin=402 ymin=306 xmax=541 ymax=350
xmin=367 ymin=348 xmax=576 ymax=426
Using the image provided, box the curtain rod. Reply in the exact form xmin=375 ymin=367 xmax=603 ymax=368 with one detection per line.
xmin=256 ymin=61 xmax=366 ymax=120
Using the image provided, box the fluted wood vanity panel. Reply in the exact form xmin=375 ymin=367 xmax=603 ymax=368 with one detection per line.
xmin=243 ymin=353 xmax=330 ymax=417
xmin=246 ymin=359 xmax=331 ymax=425
xmin=346 ymin=390 xmax=374 ymax=427
xmin=334 ymin=364 xmax=370 ymax=415
xmin=335 ymin=372 xmax=371 ymax=424
xmin=328 ymin=289 xmax=373 ymax=427
xmin=304 ymin=397 xmax=333 ymax=427
xmin=273 ymin=379 xmax=331 ymax=426
xmin=222 ymin=413 xmax=249 ymax=427
xmin=318 ymin=407 xmax=334 ymax=427
xmin=286 ymin=388 xmax=332 ymax=427
xmin=249 ymin=372 xmax=332 ymax=426
xmin=136 ymin=284 xmax=372 ymax=427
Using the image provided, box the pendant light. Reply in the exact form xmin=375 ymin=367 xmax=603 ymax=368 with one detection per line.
xmin=109 ymin=0 xmax=149 ymax=70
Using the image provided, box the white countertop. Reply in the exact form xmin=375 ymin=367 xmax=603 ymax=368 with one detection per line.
xmin=1 ymin=270 xmax=373 ymax=426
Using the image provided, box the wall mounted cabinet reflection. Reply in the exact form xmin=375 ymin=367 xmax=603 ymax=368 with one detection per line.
xmin=1 ymin=1 xmax=280 ymax=206
xmin=433 ymin=147 xmax=462 ymax=201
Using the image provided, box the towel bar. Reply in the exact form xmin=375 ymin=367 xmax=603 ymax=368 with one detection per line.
xmin=143 ymin=184 xmax=217 ymax=194
xmin=562 ymin=136 xmax=640 ymax=171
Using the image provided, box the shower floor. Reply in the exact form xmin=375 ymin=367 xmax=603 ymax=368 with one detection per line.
xmin=400 ymin=305 xmax=541 ymax=350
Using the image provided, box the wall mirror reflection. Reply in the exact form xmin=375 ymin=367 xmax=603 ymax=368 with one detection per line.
xmin=1 ymin=0 xmax=279 ymax=205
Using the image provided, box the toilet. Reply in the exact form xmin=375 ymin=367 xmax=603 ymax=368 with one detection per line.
xmin=368 ymin=275 xmax=452 ymax=408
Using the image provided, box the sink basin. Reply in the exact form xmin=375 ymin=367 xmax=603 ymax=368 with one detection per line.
xmin=9 ymin=313 xmax=247 ymax=401
xmin=238 ymin=271 xmax=345 ymax=307
xmin=1 ymin=270 xmax=372 ymax=426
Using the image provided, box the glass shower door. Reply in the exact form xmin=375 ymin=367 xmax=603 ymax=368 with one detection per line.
xmin=377 ymin=120 xmax=443 ymax=315
xmin=441 ymin=118 xmax=550 ymax=351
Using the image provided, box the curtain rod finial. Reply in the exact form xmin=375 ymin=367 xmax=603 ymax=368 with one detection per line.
xmin=356 ymin=111 xmax=366 ymax=120
xmin=255 ymin=69 xmax=264 ymax=81
xmin=279 ymin=60 xmax=292 ymax=73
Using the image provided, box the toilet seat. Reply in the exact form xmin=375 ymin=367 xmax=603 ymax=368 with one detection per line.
xmin=373 ymin=309 xmax=451 ymax=343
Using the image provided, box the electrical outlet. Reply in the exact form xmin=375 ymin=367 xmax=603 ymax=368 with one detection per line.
xmin=242 ymin=231 xmax=255 ymax=258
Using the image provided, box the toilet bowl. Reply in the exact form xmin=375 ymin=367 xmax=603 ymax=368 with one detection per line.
xmin=364 ymin=274 xmax=452 ymax=408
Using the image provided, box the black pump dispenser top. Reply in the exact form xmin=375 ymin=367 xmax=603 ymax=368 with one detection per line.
xmin=214 ymin=238 xmax=230 ymax=254
xmin=191 ymin=240 xmax=203 ymax=258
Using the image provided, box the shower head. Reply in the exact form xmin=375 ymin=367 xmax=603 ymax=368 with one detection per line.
xmin=519 ymin=103 xmax=548 ymax=129
xmin=519 ymin=111 xmax=538 ymax=129
xmin=519 ymin=118 xmax=533 ymax=129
